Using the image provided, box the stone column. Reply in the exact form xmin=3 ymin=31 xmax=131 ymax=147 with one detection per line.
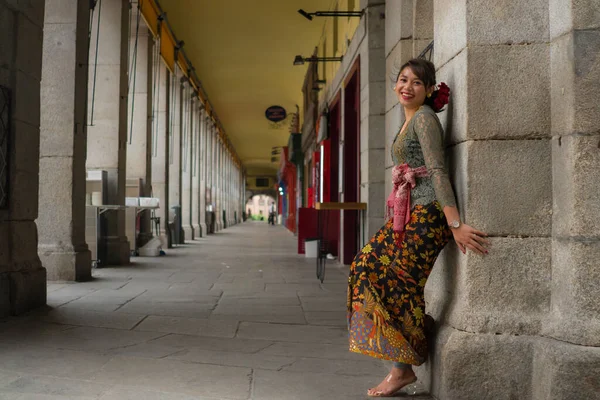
xmin=537 ymin=2 xmax=600 ymax=399
xmin=190 ymin=97 xmax=200 ymax=238
xmin=229 ymin=154 xmax=234 ymax=226
xmin=150 ymin=56 xmax=169 ymax=246
xmin=198 ymin=108 xmax=207 ymax=236
xmin=206 ymin=120 xmax=213 ymax=233
xmin=408 ymin=1 xmax=554 ymax=399
xmin=216 ymin=137 xmax=223 ymax=231
xmin=38 ymin=0 xmax=91 ymax=282
xmin=125 ymin=5 xmax=152 ymax=246
xmin=0 ymin=1 xmax=47 ymax=316
xmin=86 ymin=0 xmax=130 ymax=265
xmin=181 ymin=81 xmax=193 ymax=241
xmin=167 ymin=68 xmax=182 ymax=245
xmin=211 ymin=130 xmax=218 ymax=232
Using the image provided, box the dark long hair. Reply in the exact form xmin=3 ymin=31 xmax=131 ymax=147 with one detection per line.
xmin=395 ymin=58 xmax=449 ymax=113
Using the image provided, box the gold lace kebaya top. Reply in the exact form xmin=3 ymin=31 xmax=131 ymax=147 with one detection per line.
xmin=391 ymin=105 xmax=456 ymax=210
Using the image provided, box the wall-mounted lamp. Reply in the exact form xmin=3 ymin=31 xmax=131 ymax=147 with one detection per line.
xmin=298 ymin=9 xmax=363 ymax=21
xmin=293 ymin=55 xmax=343 ymax=66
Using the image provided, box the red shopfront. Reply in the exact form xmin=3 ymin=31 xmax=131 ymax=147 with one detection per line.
xmin=278 ymin=146 xmax=297 ymax=233
xmin=304 ymin=59 xmax=361 ymax=264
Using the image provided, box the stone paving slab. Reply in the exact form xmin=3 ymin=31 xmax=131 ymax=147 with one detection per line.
xmin=149 ymin=334 xmax=274 ymax=354
xmin=134 ymin=315 xmax=238 ymax=337
xmin=92 ymin=356 xmax=252 ymax=399
xmin=99 ymin=385 xmax=218 ymax=400
xmin=0 ymin=375 xmax=107 ymax=398
xmin=115 ymin=302 xmax=213 ymax=319
xmin=257 ymin=341 xmax=361 ymax=361
xmin=35 ymin=308 xmax=146 ymax=330
xmin=167 ymin=348 xmax=296 ymax=370
xmin=252 ymin=369 xmax=421 ymax=400
xmin=0 ymin=346 xmax=112 ymax=380
xmin=236 ymin=321 xmax=348 ymax=344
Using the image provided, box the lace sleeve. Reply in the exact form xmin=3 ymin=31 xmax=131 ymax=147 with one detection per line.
xmin=414 ymin=112 xmax=457 ymax=209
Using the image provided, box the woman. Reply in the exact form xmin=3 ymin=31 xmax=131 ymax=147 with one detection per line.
xmin=347 ymin=58 xmax=490 ymax=397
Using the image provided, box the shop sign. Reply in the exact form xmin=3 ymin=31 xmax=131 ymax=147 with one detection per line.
xmin=265 ymin=105 xmax=287 ymax=122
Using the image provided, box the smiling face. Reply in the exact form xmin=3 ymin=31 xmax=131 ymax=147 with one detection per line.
xmin=394 ymin=66 xmax=433 ymax=110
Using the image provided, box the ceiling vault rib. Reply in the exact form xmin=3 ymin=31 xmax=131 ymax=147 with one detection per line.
xmin=139 ymin=0 xmax=243 ymax=170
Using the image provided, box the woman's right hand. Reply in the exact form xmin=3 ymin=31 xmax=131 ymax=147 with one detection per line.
xmin=452 ymin=224 xmax=490 ymax=255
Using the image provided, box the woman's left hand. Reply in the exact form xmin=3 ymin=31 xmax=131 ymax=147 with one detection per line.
xmin=452 ymin=224 xmax=490 ymax=255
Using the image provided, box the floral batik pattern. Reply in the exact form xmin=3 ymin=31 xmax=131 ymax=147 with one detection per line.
xmin=347 ymin=201 xmax=452 ymax=365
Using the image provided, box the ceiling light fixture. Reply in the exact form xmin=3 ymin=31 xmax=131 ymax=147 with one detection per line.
xmin=293 ymin=55 xmax=343 ymax=66
xmin=297 ymin=9 xmax=363 ymax=21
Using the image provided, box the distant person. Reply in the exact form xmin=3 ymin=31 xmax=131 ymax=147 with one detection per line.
xmin=268 ymin=202 xmax=276 ymax=225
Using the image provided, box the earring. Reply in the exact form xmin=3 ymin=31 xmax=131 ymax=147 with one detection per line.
xmin=427 ymin=93 xmax=432 ymax=98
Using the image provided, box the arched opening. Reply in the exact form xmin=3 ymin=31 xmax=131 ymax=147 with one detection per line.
xmin=246 ymin=195 xmax=276 ymax=223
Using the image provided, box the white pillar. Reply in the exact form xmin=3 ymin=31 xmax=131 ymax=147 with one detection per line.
xmin=126 ymin=8 xmax=152 ymax=247
xmin=86 ymin=0 xmax=131 ymax=265
xmin=206 ymin=120 xmax=214 ymax=233
xmin=150 ymin=56 xmax=169 ymax=246
xmin=191 ymin=96 xmax=200 ymax=238
xmin=198 ymin=108 xmax=207 ymax=236
xmin=167 ymin=68 xmax=182 ymax=245
xmin=216 ymin=137 xmax=223 ymax=231
xmin=181 ymin=81 xmax=193 ymax=241
xmin=39 ymin=0 xmax=92 ymax=281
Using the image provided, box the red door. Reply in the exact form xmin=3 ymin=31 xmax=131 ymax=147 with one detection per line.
xmin=342 ymin=64 xmax=360 ymax=265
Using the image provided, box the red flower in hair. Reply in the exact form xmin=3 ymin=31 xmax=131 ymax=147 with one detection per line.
xmin=432 ymin=82 xmax=450 ymax=112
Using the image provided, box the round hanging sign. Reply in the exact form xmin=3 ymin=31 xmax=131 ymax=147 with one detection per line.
xmin=265 ymin=106 xmax=287 ymax=122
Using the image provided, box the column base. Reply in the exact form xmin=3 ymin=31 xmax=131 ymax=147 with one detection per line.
xmin=137 ymin=232 xmax=154 ymax=249
xmin=215 ymin=221 xmax=223 ymax=232
xmin=0 ymin=266 xmax=47 ymax=317
xmin=199 ymin=223 xmax=207 ymax=238
xmin=192 ymin=224 xmax=201 ymax=238
xmin=38 ymin=244 xmax=92 ymax=282
xmin=105 ymin=236 xmax=130 ymax=266
xmin=182 ymin=225 xmax=194 ymax=242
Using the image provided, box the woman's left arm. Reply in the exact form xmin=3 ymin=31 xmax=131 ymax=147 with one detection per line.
xmin=414 ymin=113 xmax=489 ymax=255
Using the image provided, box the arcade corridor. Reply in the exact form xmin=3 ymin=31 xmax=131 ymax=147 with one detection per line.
xmin=0 ymin=222 xmax=430 ymax=399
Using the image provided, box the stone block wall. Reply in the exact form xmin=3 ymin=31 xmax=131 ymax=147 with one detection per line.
xmin=385 ymin=0 xmax=600 ymax=399
xmin=0 ymin=0 xmax=47 ymax=316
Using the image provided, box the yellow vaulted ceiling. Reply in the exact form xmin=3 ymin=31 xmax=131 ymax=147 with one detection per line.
xmin=159 ymin=0 xmax=331 ymax=176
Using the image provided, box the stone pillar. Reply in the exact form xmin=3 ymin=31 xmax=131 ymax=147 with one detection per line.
xmin=38 ymin=0 xmax=91 ymax=282
xmin=206 ymin=120 xmax=213 ymax=233
xmin=167 ymin=68 xmax=182 ymax=245
xmin=190 ymin=98 xmax=200 ymax=238
xmin=212 ymin=130 xmax=219 ymax=232
xmin=198 ymin=109 xmax=207 ymax=236
xmin=401 ymin=1 xmax=555 ymax=399
xmin=150 ymin=56 xmax=169 ymax=246
xmin=216 ymin=137 xmax=223 ymax=231
xmin=535 ymin=2 xmax=600 ymax=399
xmin=125 ymin=5 xmax=152 ymax=246
xmin=181 ymin=81 xmax=193 ymax=241
xmin=0 ymin=0 xmax=47 ymax=316
xmin=86 ymin=0 xmax=130 ymax=265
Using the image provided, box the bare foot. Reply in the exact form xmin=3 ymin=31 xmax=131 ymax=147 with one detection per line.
xmin=367 ymin=368 xmax=417 ymax=397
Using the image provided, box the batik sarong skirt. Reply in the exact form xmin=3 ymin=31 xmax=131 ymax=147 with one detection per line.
xmin=347 ymin=201 xmax=452 ymax=365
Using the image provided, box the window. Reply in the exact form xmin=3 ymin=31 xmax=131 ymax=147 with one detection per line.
xmin=256 ymin=177 xmax=269 ymax=187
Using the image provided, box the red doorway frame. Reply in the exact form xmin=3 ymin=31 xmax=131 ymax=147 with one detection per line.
xmin=342 ymin=58 xmax=361 ymax=265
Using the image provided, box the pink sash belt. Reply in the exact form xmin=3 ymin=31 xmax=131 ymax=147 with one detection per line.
xmin=386 ymin=163 xmax=429 ymax=240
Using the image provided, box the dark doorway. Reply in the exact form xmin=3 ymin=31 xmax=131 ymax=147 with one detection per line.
xmin=342 ymin=61 xmax=360 ymax=265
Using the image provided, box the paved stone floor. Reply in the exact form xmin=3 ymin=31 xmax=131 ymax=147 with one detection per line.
xmin=0 ymin=222 xmax=432 ymax=399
